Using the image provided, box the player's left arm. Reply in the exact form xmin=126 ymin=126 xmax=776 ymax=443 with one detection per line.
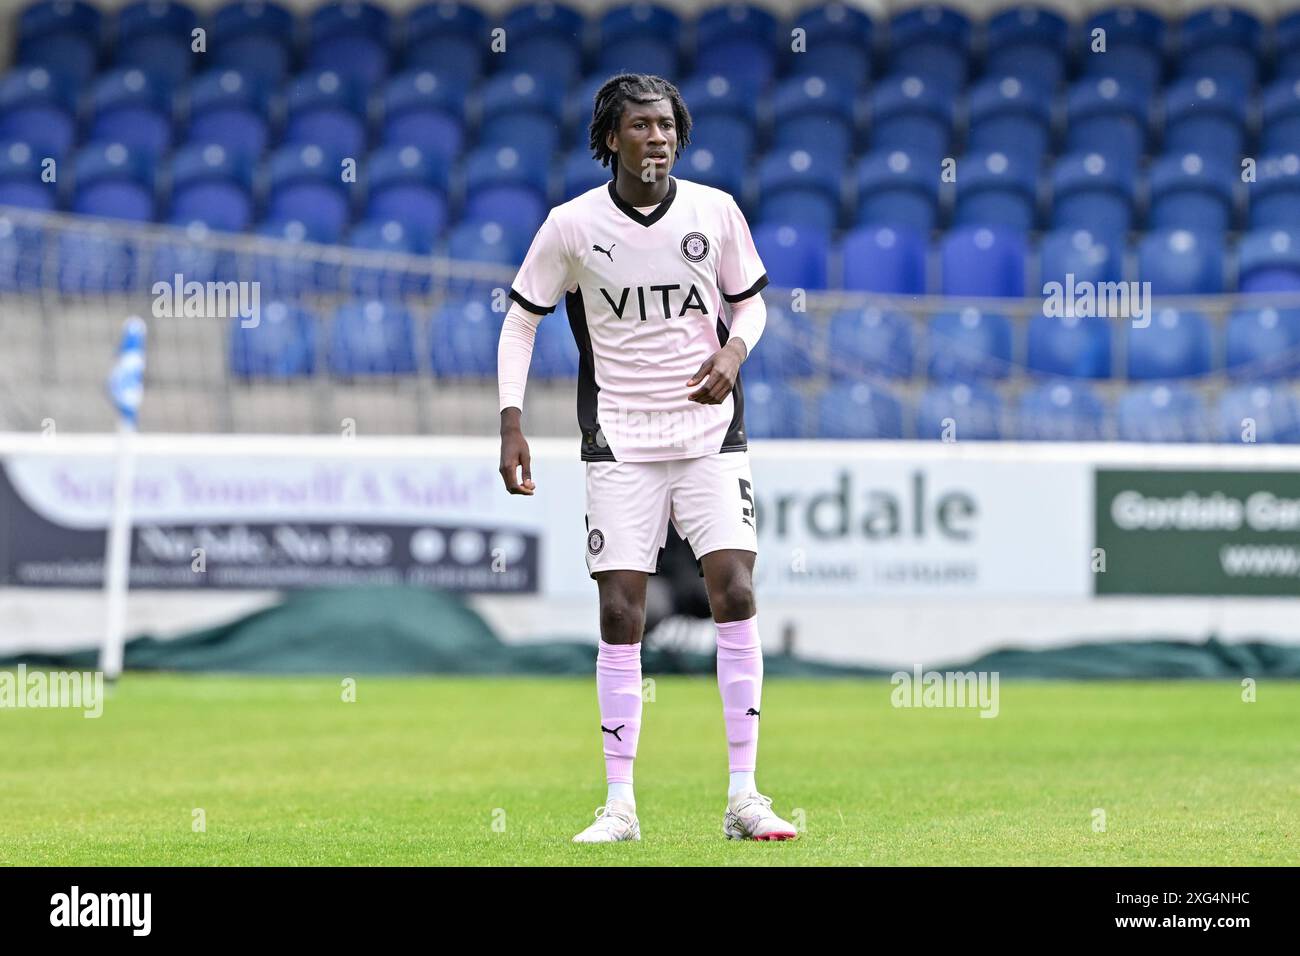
xmin=688 ymin=194 xmax=768 ymax=405
xmin=687 ymin=292 xmax=767 ymax=404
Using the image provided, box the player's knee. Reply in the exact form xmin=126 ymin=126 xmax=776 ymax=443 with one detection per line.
xmin=599 ymin=593 xmax=644 ymax=641
xmin=713 ymin=573 xmax=755 ymax=621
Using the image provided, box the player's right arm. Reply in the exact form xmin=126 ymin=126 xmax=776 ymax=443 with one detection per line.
xmin=496 ymin=211 xmax=575 ymax=496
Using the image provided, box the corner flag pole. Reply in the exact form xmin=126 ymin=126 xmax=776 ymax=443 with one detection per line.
xmin=101 ymin=316 xmax=147 ymax=681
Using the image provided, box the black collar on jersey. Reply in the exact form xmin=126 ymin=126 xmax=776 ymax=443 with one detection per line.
xmin=607 ymin=175 xmax=677 ymax=227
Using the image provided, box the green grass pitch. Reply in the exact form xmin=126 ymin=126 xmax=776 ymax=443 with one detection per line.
xmin=2 ymin=674 xmax=1297 ymax=866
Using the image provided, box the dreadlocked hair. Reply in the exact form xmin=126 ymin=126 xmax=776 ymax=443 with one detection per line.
xmin=588 ymin=73 xmax=692 ymax=181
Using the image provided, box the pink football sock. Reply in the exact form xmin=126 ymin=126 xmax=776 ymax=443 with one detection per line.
xmin=715 ymin=615 xmax=763 ymax=774
xmin=596 ymin=640 xmax=643 ymax=784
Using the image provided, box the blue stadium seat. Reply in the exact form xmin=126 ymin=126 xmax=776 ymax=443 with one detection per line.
xmin=1277 ymin=10 xmax=1300 ymax=79
xmin=88 ymin=68 xmax=174 ymax=155
xmin=347 ymin=219 xmax=434 ymax=299
xmin=841 ymin=225 xmax=927 ymax=294
xmin=677 ymin=75 xmax=758 ymax=125
xmin=693 ymin=5 xmax=778 ymax=87
xmin=1177 ymin=6 xmax=1261 ymax=89
xmin=756 ymin=148 xmax=843 ymax=230
xmin=1217 ymin=384 xmax=1300 ymax=443
xmin=984 ymin=5 xmax=1069 ymax=88
xmin=1050 ymin=152 xmax=1134 ymax=235
xmin=599 ymin=3 xmax=681 ymax=46
xmin=72 ymin=141 xmax=155 ymax=220
xmin=928 ymin=307 xmax=1014 ymax=382
xmin=211 ymin=1 xmax=294 ymax=85
xmin=940 ymin=226 xmax=1027 ymax=297
xmin=113 ymin=0 xmax=198 ymax=84
xmin=0 ymin=141 xmax=56 ymax=210
xmin=252 ymin=218 xmax=342 ymax=295
xmin=186 ymin=68 xmax=271 ymax=159
xmin=479 ymin=72 xmax=564 ymax=127
xmin=0 ymin=67 xmax=76 ymax=156
xmin=854 ymin=149 xmax=940 ymax=233
xmin=530 ymin=298 xmax=579 ymax=379
xmin=887 ymin=5 xmax=970 ymax=92
xmin=566 ymin=74 xmax=613 ymax=150
xmin=266 ymin=144 xmax=351 ymax=243
xmin=429 ymin=297 xmax=500 ymax=377
xmin=787 ymin=3 xmax=873 ymax=86
xmin=560 ymin=149 xmax=611 ymax=201
xmin=1238 ymin=229 xmax=1300 ymax=292
xmin=769 ymin=76 xmax=856 ymax=161
xmin=403 ymin=27 xmax=484 ymax=85
xmin=1063 ymin=75 xmax=1148 ymax=172
xmin=690 ymin=115 xmax=756 ymax=167
xmin=597 ymin=37 xmax=679 ymax=78
xmin=1117 ymin=384 xmax=1209 ymax=442
xmin=329 ymin=300 xmax=418 ymax=376
xmin=1136 ymin=229 xmax=1224 ymax=294
xmin=916 ymin=381 xmax=1002 ymax=440
xmin=742 ymin=380 xmax=804 ymax=438
xmin=1079 ymin=7 xmax=1165 ymax=91
xmin=869 ymin=75 xmax=953 ymax=158
xmin=740 ymin=303 xmax=816 ymax=382
xmin=405 ymin=0 xmax=487 ymax=45
xmin=479 ymin=112 xmax=561 ymax=160
xmin=1126 ymin=308 xmax=1213 ymax=380
xmin=1225 ymin=307 xmax=1300 ymax=380
xmin=379 ymin=70 xmax=466 ymax=162
xmin=283 ymin=69 xmax=369 ymax=158
xmin=168 ymin=142 xmax=254 ymax=232
xmin=229 ymin=302 xmax=317 ymax=379
xmin=752 ymin=223 xmax=829 ymax=290
xmin=1039 ymin=228 xmax=1123 ymax=286
xmin=147 ymin=221 xmax=237 ymax=287
xmin=1017 ymin=380 xmax=1108 ymax=440
xmin=57 ymin=223 xmax=137 ymax=292
xmin=1027 ymin=313 xmax=1112 ymax=379
xmin=501 ymin=35 xmax=583 ymax=89
xmin=307 ymin=1 xmax=393 ymax=87
xmin=446 ymin=220 xmax=529 ymax=267
xmin=677 ymin=144 xmax=745 ymax=197
xmin=365 ymin=144 xmax=449 ymax=237
xmin=1250 ymin=153 xmax=1300 ymax=230
xmin=827 ymin=307 xmax=915 ymax=380
xmin=462 ymin=145 xmax=548 ymax=232
xmin=1148 ymin=152 xmax=1236 ymax=235
xmin=1163 ymin=76 xmax=1246 ymax=165
xmin=16 ymin=0 xmax=102 ymax=84
xmin=966 ymin=75 xmax=1053 ymax=169
xmin=1261 ymin=78 xmax=1300 ymax=155
xmin=817 ymin=382 xmax=905 ymax=438
xmin=952 ymin=150 xmax=1038 ymax=232
xmin=0 ymin=214 xmax=48 ymax=291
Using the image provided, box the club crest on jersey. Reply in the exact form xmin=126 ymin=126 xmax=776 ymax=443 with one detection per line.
xmin=681 ymin=232 xmax=709 ymax=262
xmin=588 ymin=529 xmax=605 ymax=555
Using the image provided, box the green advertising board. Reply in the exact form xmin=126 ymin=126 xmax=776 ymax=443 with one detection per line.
xmin=1095 ymin=469 xmax=1300 ymax=596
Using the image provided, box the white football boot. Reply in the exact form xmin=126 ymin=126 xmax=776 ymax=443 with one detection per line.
xmin=723 ymin=791 xmax=798 ymax=841
xmin=572 ymin=799 xmax=641 ymax=843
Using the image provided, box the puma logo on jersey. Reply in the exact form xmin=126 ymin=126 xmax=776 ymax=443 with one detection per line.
xmin=599 ymin=283 xmax=709 ymax=321
xmin=593 ymin=243 xmax=615 ymax=261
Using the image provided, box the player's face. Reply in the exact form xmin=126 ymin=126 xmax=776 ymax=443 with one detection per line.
xmin=608 ymin=99 xmax=677 ymax=182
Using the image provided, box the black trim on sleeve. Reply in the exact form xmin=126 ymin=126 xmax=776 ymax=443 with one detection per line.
xmin=722 ymin=273 xmax=769 ymax=304
xmin=509 ymin=288 xmax=556 ymax=316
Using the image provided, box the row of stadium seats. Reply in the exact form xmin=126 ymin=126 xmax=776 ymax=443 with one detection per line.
xmin=8 ymin=212 xmax=1300 ymax=299
xmin=8 ymin=60 xmax=1300 ymax=170
xmin=17 ymin=0 xmax=1300 ymax=93
xmin=229 ymin=298 xmax=1300 ymax=385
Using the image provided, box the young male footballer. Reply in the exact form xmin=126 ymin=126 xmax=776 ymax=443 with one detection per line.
xmin=497 ymin=74 xmax=796 ymax=844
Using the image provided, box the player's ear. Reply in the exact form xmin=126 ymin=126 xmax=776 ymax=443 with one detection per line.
xmin=605 ymin=129 xmax=618 ymax=154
